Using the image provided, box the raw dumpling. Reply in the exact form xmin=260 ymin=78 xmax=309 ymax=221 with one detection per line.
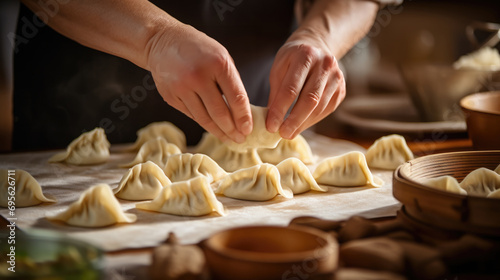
xmin=459 ymin=168 xmax=500 ymax=197
xmin=276 ymin=158 xmax=327 ymax=194
xmin=313 ymin=151 xmax=382 ymax=187
xmin=488 ymin=188 xmax=500 ymax=199
xmin=163 ymin=153 xmax=227 ymax=183
xmin=258 ymin=134 xmax=314 ymax=165
xmin=210 ymin=144 xmax=262 ymax=172
xmin=129 ymin=122 xmax=187 ymax=152
xmin=0 ymin=169 xmax=56 ymax=207
xmin=215 ymin=163 xmax=293 ymax=201
xmin=224 ymin=105 xmax=281 ymax=152
xmin=114 ymin=161 xmax=172 ymax=200
xmin=48 ymin=127 xmax=110 ymax=165
xmin=136 ymin=176 xmax=225 ymax=216
xmin=495 ymin=164 xmax=500 ymax=174
xmin=193 ymin=132 xmax=222 ymax=156
xmin=365 ymin=134 xmax=414 ymax=170
xmin=47 ymin=184 xmax=136 ymax=227
xmin=420 ymin=176 xmax=467 ymax=195
xmin=121 ymin=138 xmax=181 ymax=168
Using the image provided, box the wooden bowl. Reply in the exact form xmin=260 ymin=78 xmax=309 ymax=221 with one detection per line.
xmin=393 ymin=151 xmax=500 ymax=237
xmin=460 ymin=91 xmax=500 ymax=150
xmin=201 ymin=225 xmax=338 ymax=280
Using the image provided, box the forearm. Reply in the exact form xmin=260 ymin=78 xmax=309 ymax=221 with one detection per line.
xmin=295 ymin=0 xmax=379 ymax=58
xmin=21 ymin=0 xmax=178 ymax=69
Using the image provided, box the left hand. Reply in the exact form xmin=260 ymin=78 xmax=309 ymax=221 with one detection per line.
xmin=266 ymin=29 xmax=346 ymax=139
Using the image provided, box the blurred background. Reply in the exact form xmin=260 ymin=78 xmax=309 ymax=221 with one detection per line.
xmin=316 ymin=0 xmax=500 ymax=143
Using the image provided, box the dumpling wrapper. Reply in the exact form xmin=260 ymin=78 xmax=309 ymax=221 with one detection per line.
xmin=128 ymin=122 xmax=187 ymax=152
xmin=459 ymin=168 xmax=500 ymax=197
xmin=0 ymin=169 xmax=56 ymax=207
xmin=215 ymin=163 xmax=293 ymax=201
xmin=114 ymin=161 xmax=172 ymax=201
xmin=47 ymin=184 xmax=136 ymax=227
xmin=258 ymin=134 xmax=314 ymax=165
xmin=193 ymin=132 xmax=222 ymax=156
xmin=224 ymin=105 xmax=281 ymax=152
xmin=488 ymin=188 xmax=500 ymax=199
xmin=121 ymin=137 xmax=181 ymax=168
xmin=365 ymin=134 xmax=414 ymax=170
xmin=276 ymin=158 xmax=327 ymax=194
xmin=210 ymin=144 xmax=262 ymax=172
xmin=420 ymin=176 xmax=467 ymax=195
xmin=313 ymin=151 xmax=383 ymax=187
xmin=163 ymin=153 xmax=227 ymax=183
xmin=494 ymin=164 xmax=500 ymax=174
xmin=136 ymin=176 xmax=225 ymax=216
xmin=48 ymin=127 xmax=110 ymax=165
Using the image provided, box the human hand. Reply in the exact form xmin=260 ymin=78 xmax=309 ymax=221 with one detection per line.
xmin=146 ymin=24 xmax=253 ymax=143
xmin=266 ymin=29 xmax=346 ymax=139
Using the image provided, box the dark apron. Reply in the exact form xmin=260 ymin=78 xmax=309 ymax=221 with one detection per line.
xmin=12 ymin=0 xmax=295 ymax=150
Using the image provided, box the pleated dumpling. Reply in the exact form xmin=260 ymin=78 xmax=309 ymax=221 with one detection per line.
xmin=210 ymin=144 xmax=262 ymax=172
xmin=163 ymin=153 xmax=227 ymax=183
xmin=194 ymin=132 xmax=222 ymax=156
xmin=224 ymin=105 xmax=282 ymax=152
xmin=121 ymin=138 xmax=181 ymax=168
xmin=215 ymin=163 xmax=293 ymax=201
xmin=488 ymin=188 xmax=500 ymax=199
xmin=459 ymin=168 xmax=500 ymax=197
xmin=276 ymin=158 xmax=327 ymax=194
xmin=129 ymin=122 xmax=186 ymax=152
xmin=47 ymin=184 xmax=137 ymax=227
xmin=0 ymin=169 xmax=56 ymax=207
xmin=48 ymin=127 xmax=110 ymax=165
xmin=495 ymin=164 xmax=500 ymax=174
xmin=365 ymin=134 xmax=414 ymax=170
xmin=114 ymin=161 xmax=172 ymax=200
xmin=313 ymin=151 xmax=382 ymax=187
xmin=136 ymin=176 xmax=225 ymax=216
xmin=258 ymin=134 xmax=314 ymax=165
xmin=420 ymin=176 xmax=467 ymax=195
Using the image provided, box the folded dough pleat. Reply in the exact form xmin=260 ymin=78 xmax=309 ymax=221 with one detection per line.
xmin=128 ymin=122 xmax=187 ymax=152
xmin=259 ymin=134 xmax=314 ymax=165
xmin=114 ymin=161 xmax=172 ymax=200
xmin=276 ymin=158 xmax=327 ymax=194
xmin=419 ymin=175 xmax=467 ymax=195
xmin=223 ymin=105 xmax=281 ymax=152
xmin=365 ymin=134 xmax=414 ymax=170
xmin=0 ymin=169 xmax=56 ymax=207
xmin=313 ymin=151 xmax=382 ymax=187
xmin=47 ymin=184 xmax=136 ymax=227
xmin=136 ymin=176 xmax=225 ymax=216
xmin=121 ymin=137 xmax=181 ymax=168
xmin=163 ymin=153 xmax=227 ymax=183
xmin=459 ymin=168 xmax=500 ymax=197
xmin=215 ymin=163 xmax=293 ymax=201
xmin=48 ymin=127 xmax=110 ymax=165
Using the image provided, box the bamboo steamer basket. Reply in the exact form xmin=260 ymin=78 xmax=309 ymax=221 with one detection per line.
xmin=393 ymin=151 xmax=500 ymax=237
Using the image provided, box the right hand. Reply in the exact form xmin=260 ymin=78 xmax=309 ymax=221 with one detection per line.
xmin=146 ymin=23 xmax=253 ymax=143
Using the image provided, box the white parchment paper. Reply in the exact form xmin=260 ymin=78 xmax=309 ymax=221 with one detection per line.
xmin=0 ymin=131 xmax=400 ymax=251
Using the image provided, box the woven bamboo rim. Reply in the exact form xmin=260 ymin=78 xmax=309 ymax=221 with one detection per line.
xmin=393 ymin=151 xmax=500 ymax=237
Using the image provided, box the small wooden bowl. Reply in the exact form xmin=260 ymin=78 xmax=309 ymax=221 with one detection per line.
xmin=460 ymin=91 xmax=500 ymax=150
xmin=393 ymin=151 xmax=500 ymax=237
xmin=201 ymin=225 xmax=338 ymax=280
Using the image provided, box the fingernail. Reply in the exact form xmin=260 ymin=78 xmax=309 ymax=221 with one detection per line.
xmin=241 ymin=121 xmax=252 ymax=135
xmin=234 ymin=133 xmax=246 ymax=144
xmin=280 ymin=125 xmax=295 ymax=139
xmin=268 ymin=117 xmax=281 ymax=133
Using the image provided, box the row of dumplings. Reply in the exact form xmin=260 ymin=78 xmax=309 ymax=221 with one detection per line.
xmin=420 ymin=165 xmax=500 ymax=198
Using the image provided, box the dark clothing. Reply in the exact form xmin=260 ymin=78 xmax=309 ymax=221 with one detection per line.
xmin=12 ymin=0 xmax=296 ymax=150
